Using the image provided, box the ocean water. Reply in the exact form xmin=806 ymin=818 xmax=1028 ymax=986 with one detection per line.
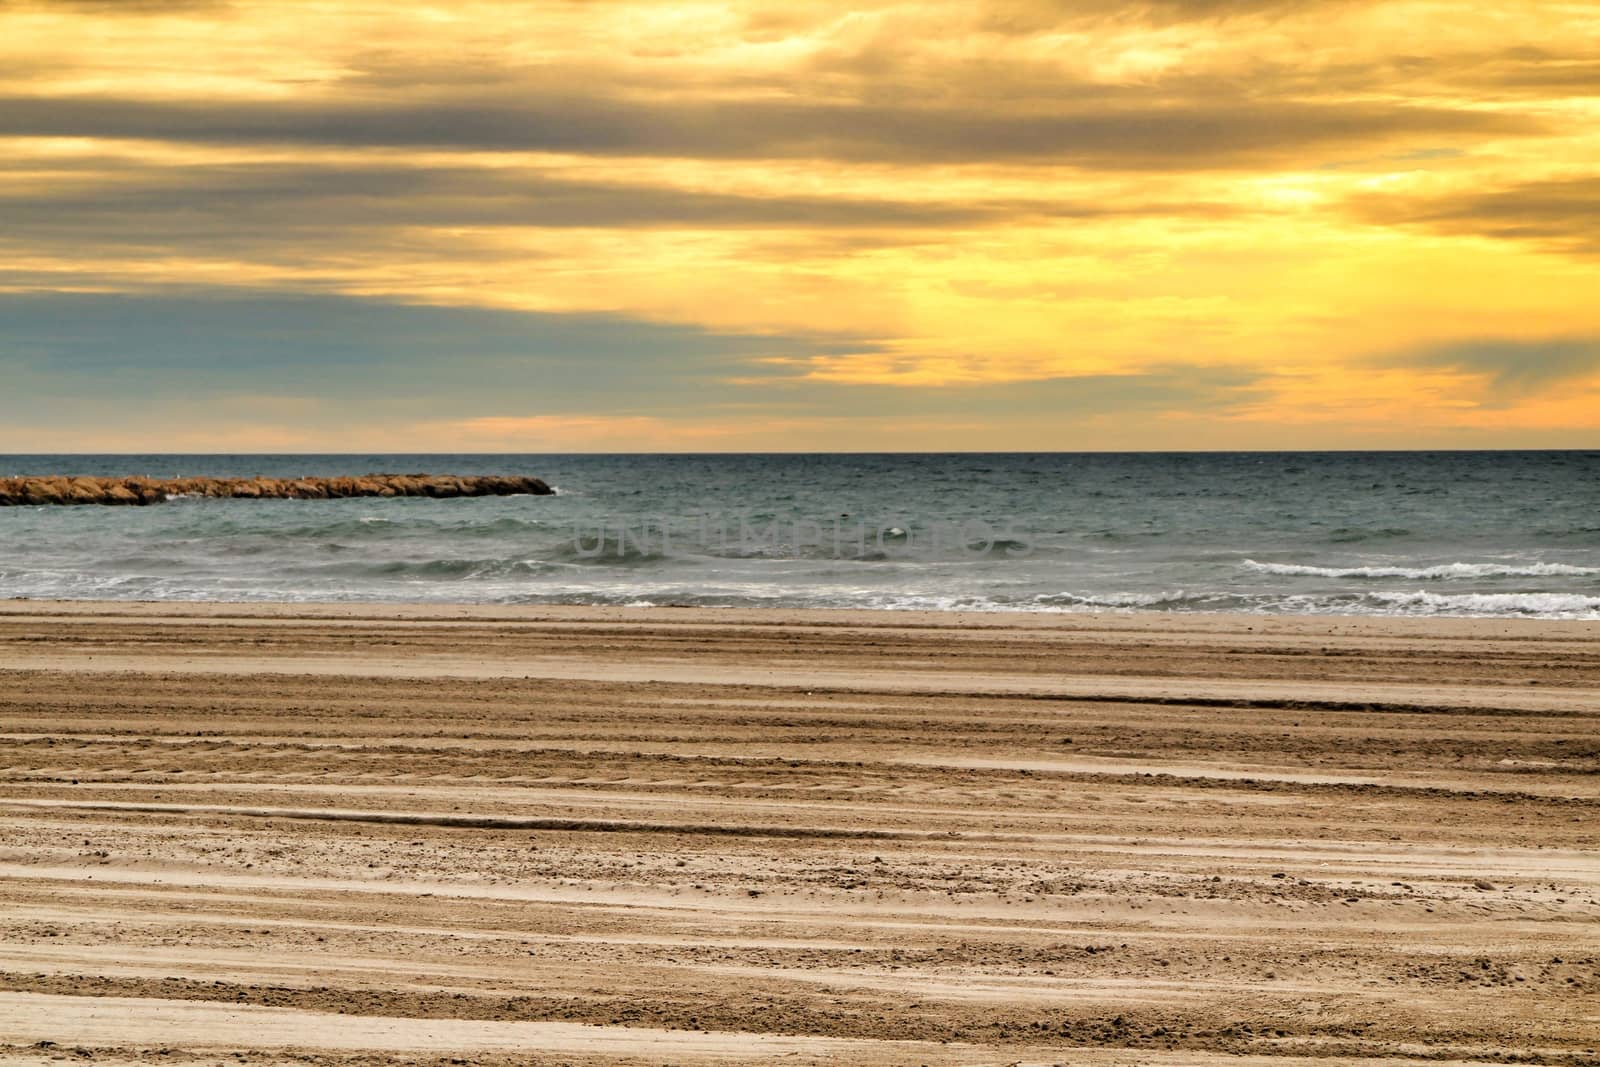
xmin=1 ymin=452 xmax=1597 ymax=619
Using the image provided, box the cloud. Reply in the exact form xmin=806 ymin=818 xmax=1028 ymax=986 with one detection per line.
xmin=0 ymin=288 xmax=879 ymax=418
xmin=1375 ymin=337 xmax=1600 ymax=406
xmin=1435 ymin=45 xmax=1600 ymax=96
xmin=718 ymin=362 xmax=1272 ymax=420
xmin=0 ymin=158 xmax=1235 ymax=258
xmin=1 ymin=0 xmax=1594 ymax=451
xmin=979 ymin=0 xmax=1358 ymax=31
xmin=0 ymin=0 xmax=226 ymax=8
xmin=1351 ymin=176 xmax=1600 ymax=258
xmin=0 ymin=91 xmax=1541 ymax=169
xmin=0 ymin=288 xmax=1269 ymax=448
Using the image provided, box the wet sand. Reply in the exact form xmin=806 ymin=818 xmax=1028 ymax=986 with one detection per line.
xmin=0 ymin=601 xmax=1596 ymax=1065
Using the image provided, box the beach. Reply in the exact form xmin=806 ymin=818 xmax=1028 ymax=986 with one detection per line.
xmin=0 ymin=600 xmax=1595 ymax=1065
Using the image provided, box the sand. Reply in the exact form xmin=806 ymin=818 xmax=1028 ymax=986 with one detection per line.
xmin=0 ymin=600 xmax=1595 ymax=1066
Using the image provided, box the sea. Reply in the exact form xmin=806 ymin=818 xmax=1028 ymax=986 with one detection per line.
xmin=1 ymin=452 xmax=1597 ymax=619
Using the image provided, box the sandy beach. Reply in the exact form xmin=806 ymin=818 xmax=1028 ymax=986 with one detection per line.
xmin=0 ymin=600 xmax=1595 ymax=1065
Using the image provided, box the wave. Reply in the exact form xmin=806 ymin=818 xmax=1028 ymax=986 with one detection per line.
xmin=176 ymin=515 xmax=558 ymax=549
xmin=713 ymin=536 xmax=1039 ymax=562
xmin=1243 ymin=559 xmax=1600 ymax=580
xmin=545 ymin=540 xmax=671 ymax=565
xmin=1033 ymin=590 xmax=1220 ymax=610
xmin=1028 ymin=588 xmax=1600 ymax=619
xmin=1361 ymin=590 xmax=1600 ymax=618
xmin=1325 ymin=526 xmax=1413 ymax=543
xmin=306 ymin=557 xmax=559 ymax=580
xmin=726 ymin=588 xmax=1600 ymax=618
xmin=5 ymin=573 xmax=1597 ymax=618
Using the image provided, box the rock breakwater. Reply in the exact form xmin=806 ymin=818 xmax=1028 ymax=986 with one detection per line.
xmin=0 ymin=474 xmax=553 ymax=506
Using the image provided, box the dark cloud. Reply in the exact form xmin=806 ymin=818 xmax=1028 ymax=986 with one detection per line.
xmin=0 ymin=157 xmax=1241 ymax=261
xmin=0 ymin=160 xmax=1105 ymax=233
xmin=1433 ymin=45 xmax=1600 ymax=96
xmin=1375 ymin=337 xmax=1600 ymax=406
xmin=977 ymin=0 xmax=1360 ymax=32
xmin=0 ymin=288 xmax=1265 ymax=427
xmin=1291 ymin=45 xmax=1600 ymax=101
xmin=0 ymin=289 xmax=878 ymax=418
xmin=1351 ymin=176 xmax=1600 ymax=257
xmin=0 ymin=91 xmax=1541 ymax=168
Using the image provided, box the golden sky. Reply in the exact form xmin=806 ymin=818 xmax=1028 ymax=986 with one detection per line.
xmin=2 ymin=0 xmax=1597 ymax=450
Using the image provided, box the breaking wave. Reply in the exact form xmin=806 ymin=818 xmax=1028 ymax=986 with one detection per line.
xmin=1244 ymin=559 xmax=1600 ymax=580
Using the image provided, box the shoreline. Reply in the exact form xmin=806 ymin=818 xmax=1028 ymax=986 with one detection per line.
xmin=4 ymin=595 xmax=1598 ymax=638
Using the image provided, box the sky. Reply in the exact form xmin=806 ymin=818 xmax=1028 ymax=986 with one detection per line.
xmin=2 ymin=0 xmax=1597 ymax=452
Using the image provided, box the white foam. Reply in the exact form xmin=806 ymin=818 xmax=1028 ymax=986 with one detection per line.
xmin=1053 ymin=590 xmax=1198 ymax=609
xmin=1365 ymin=590 xmax=1600 ymax=618
xmin=1244 ymin=559 xmax=1600 ymax=580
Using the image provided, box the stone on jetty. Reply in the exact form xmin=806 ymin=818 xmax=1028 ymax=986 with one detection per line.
xmin=0 ymin=473 xmax=553 ymax=507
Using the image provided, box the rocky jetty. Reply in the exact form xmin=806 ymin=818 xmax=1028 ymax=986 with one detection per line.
xmin=0 ymin=473 xmax=553 ymax=507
